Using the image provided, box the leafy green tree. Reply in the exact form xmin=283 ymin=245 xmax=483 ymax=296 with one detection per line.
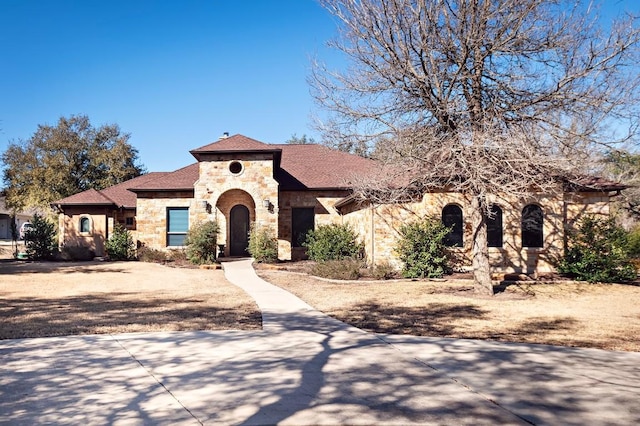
xmin=304 ymin=223 xmax=363 ymax=261
xmin=184 ymin=220 xmax=220 ymax=264
xmin=24 ymin=213 xmax=57 ymax=260
xmin=395 ymin=216 xmax=451 ymax=279
xmin=285 ymin=134 xmax=316 ymax=144
xmin=105 ymin=224 xmax=135 ymax=260
xmin=558 ymin=215 xmax=637 ymax=283
xmin=2 ymin=115 xmax=145 ymax=210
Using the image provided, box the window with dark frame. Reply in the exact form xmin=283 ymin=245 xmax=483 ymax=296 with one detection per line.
xmin=486 ymin=205 xmax=503 ymax=248
xmin=125 ymin=217 xmax=134 ymax=226
xmin=167 ymin=207 xmax=189 ymax=247
xmin=522 ymin=204 xmax=544 ymax=248
xmin=80 ymin=217 xmax=91 ymax=233
xmin=442 ymin=204 xmax=463 ymax=247
xmin=292 ymin=208 xmax=315 ymax=248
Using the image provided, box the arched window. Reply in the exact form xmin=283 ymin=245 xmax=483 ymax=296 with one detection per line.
xmin=522 ymin=204 xmax=543 ymax=248
xmin=79 ymin=217 xmax=91 ymax=233
xmin=442 ymin=204 xmax=463 ymax=247
xmin=486 ymin=205 xmax=503 ymax=248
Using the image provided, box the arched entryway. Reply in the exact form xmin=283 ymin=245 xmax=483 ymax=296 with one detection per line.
xmin=229 ymin=204 xmax=250 ymax=256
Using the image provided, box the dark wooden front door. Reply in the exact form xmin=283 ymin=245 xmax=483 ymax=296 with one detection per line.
xmin=229 ymin=204 xmax=250 ymax=256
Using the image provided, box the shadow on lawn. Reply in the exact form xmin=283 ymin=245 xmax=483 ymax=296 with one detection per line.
xmin=332 ymin=302 xmax=587 ymax=346
xmin=333 ymin=302 xmax=488 ymax=335
xmin=0 ymin=293 xmax=262 ymax=339
xmin=0 ymin=260 xmax=129 ymax=275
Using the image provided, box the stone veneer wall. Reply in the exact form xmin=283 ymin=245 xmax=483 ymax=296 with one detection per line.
xmin=340 ymin=189 xmax=614 ymax=274
xmin=278 ymin=190 xmax=351 ymax=260
xmin=134 ymin=191 xmax=195 ymax=250
xmin=193 ymin=154 xmax=279 ymax=256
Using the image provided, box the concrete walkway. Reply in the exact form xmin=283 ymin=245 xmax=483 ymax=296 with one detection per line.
xmin=1 ymin=259 xmax=639 ymax=425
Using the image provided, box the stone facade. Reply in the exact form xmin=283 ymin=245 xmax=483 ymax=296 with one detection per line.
xmin=53 ymin=134 xmax=622 ymax=274
xmin=341 ymin=188 xmax=611 ymax=274
xmin=278 ymin=190 xmax=351 ymax=260
xmin=134 ymin=192 xmax=194 ymax=250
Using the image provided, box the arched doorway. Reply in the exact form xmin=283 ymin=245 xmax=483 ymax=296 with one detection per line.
xmin=229 ymin=204 xmax=250 ymax=256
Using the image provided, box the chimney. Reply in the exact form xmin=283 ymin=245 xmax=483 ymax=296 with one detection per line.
xmin=219 ymin=132 xmax=229 ymax=140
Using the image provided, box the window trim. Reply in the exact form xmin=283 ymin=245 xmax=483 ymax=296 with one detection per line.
xmin=522 ymin=204 xmax=544 ymax=248
xmin=79 ymin=216 xmax=92 ymax=235
xmin=228 ymin=160 xmax=244 ymax=176
xmin=166 ymin=207 xmax=189 ymax=247
xmin=442 ymin=204 xmax=463 ymax=247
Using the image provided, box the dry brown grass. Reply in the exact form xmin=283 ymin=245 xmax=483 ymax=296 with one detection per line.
xmin=256 ymin=268 xmax=640 ymax=352
xmin=0 ymin=260 xmax=261 ymax=339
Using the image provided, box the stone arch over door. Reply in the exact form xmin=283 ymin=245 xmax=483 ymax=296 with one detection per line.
xmin=215 ymin=189 xmax=256 ymax=256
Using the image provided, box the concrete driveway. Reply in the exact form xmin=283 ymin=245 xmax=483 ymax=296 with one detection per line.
xmin=1 ymin=259 xmax=639 ymax=425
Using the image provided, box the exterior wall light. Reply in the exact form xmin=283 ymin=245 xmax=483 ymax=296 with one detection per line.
xmin=263 ymin=199 xmax=270 ymax=208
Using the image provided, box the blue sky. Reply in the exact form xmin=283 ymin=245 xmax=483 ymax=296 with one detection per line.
xmin=0 ymin=0 xmax=337 ymax=172
xmin=1 ymin=0 xmax=638 ymax=173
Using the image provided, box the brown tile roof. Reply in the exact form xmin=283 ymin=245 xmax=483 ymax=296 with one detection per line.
xmin=53 ymin=173 xmax=167 ymax=208
xmin=188 ymin=134 xmax=379 ymax=189
xmin=53 ymin=188 xmax=115 ymax=206
xmin=101 ymin=173 xmax=169 ymax=206
xmin=190 ymin=134 xmax=281 ymax=158
xmin=566 ymin=176 xmax=629 ymax=192
xmin=274 ymin=144 xmax=379 ymax=189
xmin=56 ymin=134 xmax=627 ymax=212
xmin=128 ymin=163 xmax=199 ymax=192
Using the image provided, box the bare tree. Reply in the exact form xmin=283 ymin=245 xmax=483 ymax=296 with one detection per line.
xmin=311 ymin=0 xmax=640 ymax=294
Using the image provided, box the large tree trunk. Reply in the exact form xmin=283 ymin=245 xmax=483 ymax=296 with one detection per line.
xmin=470 ymin=196 xmax=494 ymax=295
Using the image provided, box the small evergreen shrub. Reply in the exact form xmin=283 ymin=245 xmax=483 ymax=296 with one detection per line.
xmin=248 ymin=225 xmax=278 ymax=263
xmin=558 ymin=215 xmax=637 ymax=283
xmin=24 ymin=214 xmax=57 ymax=260
xmin=395 ymin=215 xmax=451 ymax=278
xmin=138 ymin=246 xmax=168 ymax=263
xmin=105 ymin=224 xmax=135 ymax=260
xmin=60 ymin=245 xmax=95 ymax=261
xmin=184 ymin=220 xmax=220 ymax=264
xmin=303 ymin=223 xmax=364 ymax=261
xmin=311 ymin=258 xmax=362 ymax=280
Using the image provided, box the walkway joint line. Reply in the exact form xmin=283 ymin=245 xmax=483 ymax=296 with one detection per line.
xmin=111 ymin=335 xmax=204 ymax=426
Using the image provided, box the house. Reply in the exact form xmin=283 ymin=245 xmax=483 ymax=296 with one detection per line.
xmin=52 ymin=133 xmax=625 ymax=273
xmin=0 ymin=196 xmax=38 ymax=240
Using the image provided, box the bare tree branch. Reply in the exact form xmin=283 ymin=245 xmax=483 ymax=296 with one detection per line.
xmin=312 ymin=0 xmax=640 ymax=293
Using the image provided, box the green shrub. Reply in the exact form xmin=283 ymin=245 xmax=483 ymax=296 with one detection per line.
xmin=105 ymin=224 xmax=135 ymax=260
xmin=303 ymin=223 xmax=364 ymax=261
xmin=138 ymin=246 xmax=168 ymax=263
xmin=311 ymin=258 xmax=362 ymax=280
xmin=627 ymin=225 xmax=640 ymax=258
xmin=372 ymin=261 xmax=397 ymax=280
xmin=558 ymin=215 xmax=637 ymax=283
xmin=184 ymin=220 xmax=220 ymax=264
xmin=60 ymin=245 xmax=95 ymax=261
xmin=24 ymin=214 xmax=57 ymax=260
xmin=248 ymin=225 xmax=278 ymax=263
xmin=395 ymin=215 xmax=451 ymax=279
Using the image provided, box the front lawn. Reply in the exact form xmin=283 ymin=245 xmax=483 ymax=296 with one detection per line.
xmin=0 ymin=261 xmax=261 ymax=339
xmin=256 ymin=268 xmax=640 ymax=352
